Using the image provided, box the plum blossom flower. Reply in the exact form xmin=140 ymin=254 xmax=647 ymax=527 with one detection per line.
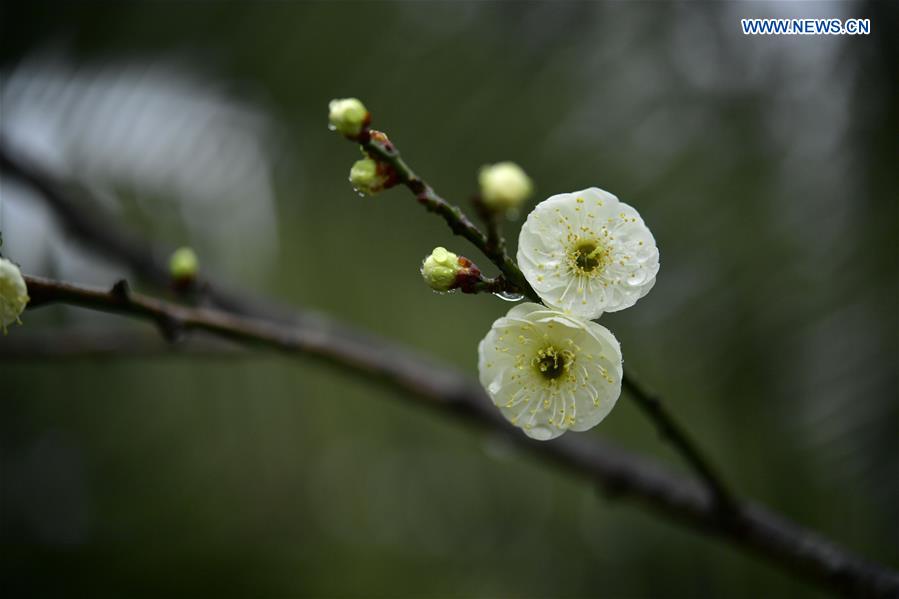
xmin=478 ymin=302 xmax=622 ymax=440
xmin=517 ymin=187 xmax=659 ymax=319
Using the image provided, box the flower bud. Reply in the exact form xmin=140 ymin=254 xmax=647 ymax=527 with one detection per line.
xmin=478 ymin=162 xmax=533 ymax=212
xmin=0 ymin=257 xmax=29 ymax=334
xmin=420 ymin=247 xmax=484 ymax=293
xmin=421 ymin=247 xmax=461 ymax=292
xmin=328 ymin=98 xmax=370 ymax=138
xmin=349 ymin=158 xmax=393 ymax=195
xmin=169 ymin=247 xmax=199 ymax=283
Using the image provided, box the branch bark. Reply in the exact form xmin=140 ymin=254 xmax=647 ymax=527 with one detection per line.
xmin=19 ymin=273 xmax=899 ymax=598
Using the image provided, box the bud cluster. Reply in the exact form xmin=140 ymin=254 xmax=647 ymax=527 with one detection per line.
xmin=328 ymin=99 xmax=398 ymax=196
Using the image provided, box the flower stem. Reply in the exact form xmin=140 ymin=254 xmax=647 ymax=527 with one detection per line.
xmin=359 ymin=131 xmax=539 ymax=302
xmin=472 ymin=194 xmax=506 ymax=259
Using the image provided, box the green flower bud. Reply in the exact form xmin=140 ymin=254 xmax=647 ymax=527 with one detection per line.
xmin=328 ymin=98 xmax=370 ymax=137
xmin=478 ymin=162 xmax=533 ymax=212
xmin=0 ymin=257 xmax=29 ymax=334
xmin=169 ymin=247 xmax=199 ymax=281
xmin=349 ymin=158 xmax=392 ymax=195
xmin=421 ymin=247 xmax=462 ymax=292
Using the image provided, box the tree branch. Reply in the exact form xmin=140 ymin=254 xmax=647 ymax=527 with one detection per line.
xmin=21 ymin=273 xmax=899 ymax=598
xmin=0 ymin=145 xmax=337 ymax=330
xmin=5 ymin=142 xmax=899 ymax=596
xmin=4 ymin=140 xmax=734 ymax=509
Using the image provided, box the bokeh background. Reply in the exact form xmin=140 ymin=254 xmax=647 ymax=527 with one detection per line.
xmin=1 ymin=2 xmax=896 ymax=597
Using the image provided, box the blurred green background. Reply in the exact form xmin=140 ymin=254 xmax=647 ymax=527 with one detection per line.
xmin=1 ymin=2 xmax=896 ymax=597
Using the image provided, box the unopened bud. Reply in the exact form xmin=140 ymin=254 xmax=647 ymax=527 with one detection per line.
xmin=478 ymin=162 xmax=533 ymax=212
xmin=421 ymin=247 xmax=460 ymax=291
xmin=349 ymin=158 xmax=394 ymax=195
xmin=0 ymin=257 xmax=29 ymax=334
xmin=328 ymin=98 xmax=370 ymax=138
xmin=421 ymin=247 xmax=483 ymax=293
xmin=169 ymin=247 xmax=199 ymax=283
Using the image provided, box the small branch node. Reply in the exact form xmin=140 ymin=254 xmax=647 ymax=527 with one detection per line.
xmin=110 ymin=279 xmax=131 ymax=302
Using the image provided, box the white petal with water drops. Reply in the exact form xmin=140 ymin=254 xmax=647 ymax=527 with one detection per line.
xmin=517 ymin=188 xmax=659 ymax=319
xmin=478 ymin=303 xmax=623 ymax=441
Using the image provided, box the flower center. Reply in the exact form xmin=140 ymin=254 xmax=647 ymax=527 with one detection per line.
xmin=571 ymin=240 xmax=611 ymax=275
xmin=533 ymin=346 xmax=573 ymax=381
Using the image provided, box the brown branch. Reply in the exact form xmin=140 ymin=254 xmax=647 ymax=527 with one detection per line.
xmin=20 ymin=273 xmax=899 ymax=598
xmin=5 ymin=141 xmax=899 ymax=596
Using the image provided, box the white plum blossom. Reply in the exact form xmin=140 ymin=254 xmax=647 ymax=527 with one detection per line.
xmin=517 ymin=187 xmax=659 ymax=319
xmin=0 ymin=257 xmax=29 ymax=333
xmin=478 ymin=303 xmax=623 ymax=440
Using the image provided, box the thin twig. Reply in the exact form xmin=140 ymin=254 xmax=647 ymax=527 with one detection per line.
xmin=622 ymin=374 xmax=736 ymax=510
xmin=463 ymin=275 xmax=519 ymax=296
xmin=472 ymin=194 xmax=507 ymax=260
xmin=21 ymin=273 xmax=899 ymax=598
xmin=359 ymin=131 xmax=537 ymax=300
